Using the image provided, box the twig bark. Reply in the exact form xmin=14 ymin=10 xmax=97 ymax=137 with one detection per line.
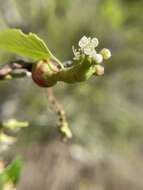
xmin=47 ymin=88 xmax=72 ymax=140
xmin=0 ymin=60 xmax=73 ymax=81
xmin=0 ymin=60 xmax=33 ymax=80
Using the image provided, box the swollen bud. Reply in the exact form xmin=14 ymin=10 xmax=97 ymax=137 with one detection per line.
xmin=32 ymin=59 xmax=60 ymax=87
xmin=94 ymin=65 xmax=104 ymax=76
xmin=93 ymin=53 xmax=103 ymax=64
xmin=100 ymin=48 xmax=111 ymax=60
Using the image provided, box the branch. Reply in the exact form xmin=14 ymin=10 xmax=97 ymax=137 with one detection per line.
xmin=0 ymin=60 xmax=74 ymax=81
xmin=0 ymin=60 xmax=33 ymax=80
xmin=47 ymin=88 xmax=72 ymax=140
xmin=0 ymin=31 xmax=111 ymax=86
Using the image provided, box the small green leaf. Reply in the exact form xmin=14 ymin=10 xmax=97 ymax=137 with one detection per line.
xmin=0 ymin=29 xmax=52 ymax=60
xmin=4 ymin=157 xmax=22 ymax=185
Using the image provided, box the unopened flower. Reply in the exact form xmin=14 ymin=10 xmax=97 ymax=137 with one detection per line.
xmin=93 ymin=53 xmax=103 ymax=63
xmin=100 ymin=48 xmax=111 ymax=60
xmin=95 ymin=65 xmax=104 ymax=76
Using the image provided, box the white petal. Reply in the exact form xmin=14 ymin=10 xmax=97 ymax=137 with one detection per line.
xmin=91 ymin=37 xmax=99 ymax=47
xmin=78 ymin=36 xmax=89 ymax=48
xmin=83 ymin=46 xmax=95 ymax=56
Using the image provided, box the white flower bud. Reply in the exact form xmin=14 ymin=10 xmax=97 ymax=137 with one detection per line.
xmin=100 ymin=48 xmax=111 ymax=60
xmin=78 ymin=36 xmax=89 ymax=48
xmin=91 ymin=37 xmax=99 ymax=47
xmin=93 ymin=53 xmax=103 ymax=63
xmin=95 ymin=65 xmax=104 ymax=76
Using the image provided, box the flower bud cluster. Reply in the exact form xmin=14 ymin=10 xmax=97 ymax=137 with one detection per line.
xmin=72 ymin=35 xmax=111 ymax=76
xmin=73 ymin=35 xmax=111 ymax=64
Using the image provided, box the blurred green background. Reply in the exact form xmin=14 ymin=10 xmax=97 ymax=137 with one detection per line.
xmin=0 ymin=0 xmax=143 ymax=189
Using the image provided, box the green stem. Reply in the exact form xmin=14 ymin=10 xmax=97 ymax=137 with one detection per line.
xmin=57 ymin=59 xmax=96 ymax=84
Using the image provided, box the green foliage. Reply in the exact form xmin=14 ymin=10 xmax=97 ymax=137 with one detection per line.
xmin=0 ymin=29 xmax=52 ymax=61
xmin=4 ymin=157 xmax=22 ymax=185
xmin=0 ymin=157 xmax=22 ymax=189
xmin=0 ymin=119 xmax=28 ymax=189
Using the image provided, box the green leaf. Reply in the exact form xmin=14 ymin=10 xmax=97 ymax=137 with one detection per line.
xmin=4 ymin=157 xmax=23 ymax=185
xmin=0 ymin=29 xmax=52 ymax=60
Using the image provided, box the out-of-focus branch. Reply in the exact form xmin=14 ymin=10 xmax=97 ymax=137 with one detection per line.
xmin=47 ymin=88 xmax=72 ymax=140
xmin=0 ymin=60 xmax=33 ymax=80
xmin=0 ymin=60 xmax=73 ymax=81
